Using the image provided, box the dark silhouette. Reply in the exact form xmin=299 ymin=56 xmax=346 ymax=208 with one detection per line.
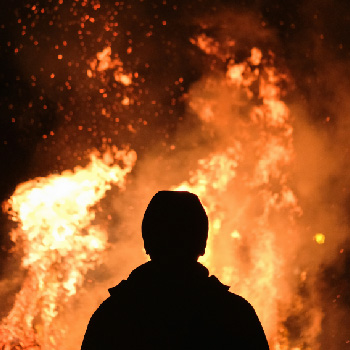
xmin=81 ymin=191 xmax=269 ymax=349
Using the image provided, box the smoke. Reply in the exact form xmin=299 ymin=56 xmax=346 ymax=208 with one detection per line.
xmin=1 ymin=1 xmax=349 ymax=349
xmin=290 ymin=59 xmax=350 ymax=350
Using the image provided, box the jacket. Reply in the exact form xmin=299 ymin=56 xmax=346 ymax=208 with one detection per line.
xmin=81 ymin=261 xmax=269 ymax=349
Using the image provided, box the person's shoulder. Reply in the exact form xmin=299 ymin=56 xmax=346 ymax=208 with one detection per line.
xmin=89 ymin=279 xmax=128 ymax=317
xmin=108 ymin=279 xmax=128 ymax=296
xmin=89 ymin=295 xmax=114 ymax=321
xmin=207 ymin=275 xmax=256 ymax=310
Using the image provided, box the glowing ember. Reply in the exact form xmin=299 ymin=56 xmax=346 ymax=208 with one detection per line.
xmin=0 ymin=147 xmax=136 ymax=350
xmin=314 ymin=233 xmax=326 ymax=245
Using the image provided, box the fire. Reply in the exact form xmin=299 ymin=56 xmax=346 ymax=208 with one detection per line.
xmin=1 ymin=44 xmax=315 ymax=349
xmin=0 ymin=147 xmax=136 ymax=350
xmin=174 ymin=47 xmax=308 ymax=348
xmin=3 ymin=2 xmax=346 ymax=347
xmin=174 ymin=150 xmax=240 ymax=264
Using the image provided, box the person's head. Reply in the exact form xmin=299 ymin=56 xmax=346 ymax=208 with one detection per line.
xmin=142 ymin=191 xmax=208 ymax=262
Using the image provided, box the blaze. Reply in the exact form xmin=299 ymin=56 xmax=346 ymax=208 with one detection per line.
xmin=0 ymin=147 xmax=136 ymax=350
xmin=1 ymin=6 xmax=340 ymax=346
xmin=173 ymin=47 xmax=308 ymax=348
xmin=1 ymin=45 xmax=312 ymax=350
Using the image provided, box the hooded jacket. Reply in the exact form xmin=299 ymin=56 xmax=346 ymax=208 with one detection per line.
xmin=81 ymin=261 xmax=269 ymax=349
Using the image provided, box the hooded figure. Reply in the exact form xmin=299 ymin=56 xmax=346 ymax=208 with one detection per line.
xmin=81 ymin=191 xmax=269 ymax=349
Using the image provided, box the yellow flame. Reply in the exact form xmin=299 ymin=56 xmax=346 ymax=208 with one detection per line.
xmin=0 ymin=147 xmax=136 ymax=349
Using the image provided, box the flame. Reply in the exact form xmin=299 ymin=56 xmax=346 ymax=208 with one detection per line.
xmin=173 ymin=47 xmax=312 ymax=348
xmin=174 ymin=150 xmax=240 ymax=264
xmin=0 ymin=147 xmax=136 ymax=350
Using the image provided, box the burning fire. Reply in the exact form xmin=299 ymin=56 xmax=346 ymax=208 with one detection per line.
xmin=2 ymin=3 xmax=348 ymax=349
xmin=0 ymin=147 xmax=136 ymax=350
xmin=173 ymin=47 xmax=305 ymax=348
xmin=1 ymin=45 xmax=318 ymax=350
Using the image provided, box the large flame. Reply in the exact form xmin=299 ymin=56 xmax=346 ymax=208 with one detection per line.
xmin=1 ymin=46 xmax=314 ymax=350
xmin=0 ymin=147 xmax=136 ymax=350
xmin=173 ymin=47 xmax=309 ymax=349
xmin=2 ymin=3 xmax=348 ymax=348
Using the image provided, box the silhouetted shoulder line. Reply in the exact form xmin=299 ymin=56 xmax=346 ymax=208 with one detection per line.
xmin=208 ymin=275 xmax=258 ymax=310
xmin=108 ymin=279 xmax=127 ymax=296
xmin=208 ymin=275 xmax=230 ymax=291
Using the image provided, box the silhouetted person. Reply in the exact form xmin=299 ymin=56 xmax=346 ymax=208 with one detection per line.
xmin=81 ymin=191 xmax=269 ymax=349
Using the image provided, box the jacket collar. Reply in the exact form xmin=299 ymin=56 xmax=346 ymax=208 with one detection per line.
xmin=129 ymin=260 xmax=209 ymax=282
xmin=109 ymin=260 xmax=210 ymax=295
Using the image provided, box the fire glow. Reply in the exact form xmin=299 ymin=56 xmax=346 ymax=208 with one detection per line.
xmin=0 ymin=148 xmax=136 ymax=349
xmin=1 ymin=2 xmax=349 ymax=350
xmin=3 ymin=47 xmax=307 ymax=349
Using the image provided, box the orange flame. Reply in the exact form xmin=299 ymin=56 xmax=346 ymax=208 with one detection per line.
xmin=0 ymin=147 xmax=136 ymax=350
xmin=2 ymin=38 xmax=327 ymax=349
xmin=173 ymin=47 xmax=314 ymax=348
